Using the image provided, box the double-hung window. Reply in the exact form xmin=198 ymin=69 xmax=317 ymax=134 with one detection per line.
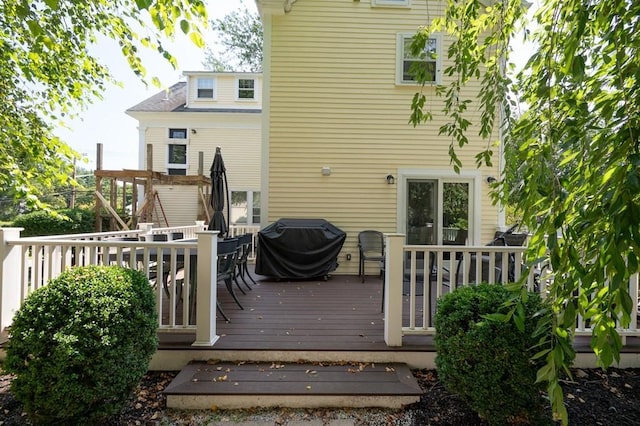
xmin=397 ymin=33 xmax=441 ymax=85
xmin=237 ymin=79 xmax=255 ymax=100
xmin=167 ymin=128 xmax=187 ymax=175
xmin=197 ymin=78 xmax=215 ymax=99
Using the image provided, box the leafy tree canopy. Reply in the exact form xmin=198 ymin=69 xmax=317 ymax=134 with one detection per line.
xmin=409 ymin=0 xmax=640 ymax=424
xmin=205 ymin=1 xmax=262 ymax=72
xmin=1 ymin=0 xmax=208 ymax=211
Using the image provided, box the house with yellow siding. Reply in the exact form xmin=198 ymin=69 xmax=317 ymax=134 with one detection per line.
xmin=256 ymin=0 xmax=504 ymax=275
xmin=126 ymin=72 xmax=262 ymax=227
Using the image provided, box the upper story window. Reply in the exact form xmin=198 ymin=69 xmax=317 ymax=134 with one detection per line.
xmin=167 ymin=144 xmax=187 ymax=175
xmin=372 ymin=0 xmax=410 ymax=7
xmin=197 ymin=78 xmax=215 ymax=99
xmin=237 ymin=79 xmax=255 ymax=100
xmin=396 ymin=33 xmax=441 ymax=85
xmin=167 ymin=128 xmax=187 ymax=175
xmin=169 ymin=128 xmax=187 ymax=139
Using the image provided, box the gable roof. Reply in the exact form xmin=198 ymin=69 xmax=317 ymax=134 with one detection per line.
xmin=126 ymin=82 xmax=187 ymax=113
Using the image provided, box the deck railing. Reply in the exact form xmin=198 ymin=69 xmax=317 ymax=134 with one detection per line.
xmin=0 ymin=224 xmax=221 ymax=346
xmin=4 ymin=228 xmax=638 ymax=350
xmin=382 ymin=234 xmax=640 ymax=346
xmin=228 ymin=224 xmax=261 ymax=260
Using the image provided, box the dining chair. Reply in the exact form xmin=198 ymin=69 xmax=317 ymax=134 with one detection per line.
xmin=234 ymin=233 xmax=256 ymax=290
xmin=217 ymin=238 xmax=244 ymax=310
xmin=358 ymin=230 xmax=385 ymax=283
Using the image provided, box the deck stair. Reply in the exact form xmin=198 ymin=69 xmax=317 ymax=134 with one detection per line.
xmin=164 ymin=361 xmax=422 ymax=410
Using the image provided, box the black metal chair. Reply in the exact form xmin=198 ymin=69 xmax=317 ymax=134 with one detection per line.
xmin=234 ymin=233 xmax=256 ymax=290
xmin=217 ymin=238 xmax=244 ymax=310
xmin=455 ymin=225 xmax=527 ymax=284
xmin=358 ymin=230 xmax=385 ymax=283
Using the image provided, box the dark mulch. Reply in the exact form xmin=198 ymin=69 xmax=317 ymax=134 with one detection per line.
xmin=1 ymin=368 xmax=639 ymax=425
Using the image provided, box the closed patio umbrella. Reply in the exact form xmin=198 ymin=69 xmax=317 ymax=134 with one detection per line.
xmin=207 ymin=146 xmax=230 ymax=237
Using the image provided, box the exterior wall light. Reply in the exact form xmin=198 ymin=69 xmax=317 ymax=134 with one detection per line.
xmin=386 ymin=174 xmax=395 ymax=184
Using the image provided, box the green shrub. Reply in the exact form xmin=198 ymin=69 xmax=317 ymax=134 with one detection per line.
xmin=11 ymin=207 xmax=95 ymax=236
xmin=4 ymin=266 xmax=158 ymax=424
xmin=435 ymin=284 xmax=549 ymax=425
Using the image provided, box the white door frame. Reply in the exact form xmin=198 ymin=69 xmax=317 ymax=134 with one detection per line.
xmin=396 ymin=168 xmax=482 ymax=245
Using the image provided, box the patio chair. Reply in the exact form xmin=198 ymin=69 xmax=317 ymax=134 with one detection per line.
xmin=234 ymin=233 xmax=256 ymax=290
xmin=358 ymin=230 xmax=385 ymax=283
xmin=217 ymin=238 xmax=244 ymax=310
xmin=455 ymin=224 xmax=527 ymax=284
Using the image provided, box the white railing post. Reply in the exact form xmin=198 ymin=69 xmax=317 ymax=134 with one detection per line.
xmin=0 ymin=228 xmax=24 ymax=332
xmin=384 ymin=233 xmax=405 ymax=346
xmin=137 ymin=222 xmax=154 ymax=241
xmin=192 ymin=230 xmax=220 ymax=346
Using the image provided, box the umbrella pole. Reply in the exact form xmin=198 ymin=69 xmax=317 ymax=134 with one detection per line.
xmin=224 ymin=172 xmax=230 ymax=236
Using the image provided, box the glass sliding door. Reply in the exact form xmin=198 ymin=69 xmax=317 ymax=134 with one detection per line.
xmin=406 ymin=179 xmax=471 ymax=245
xmin=406 ymin=180 xmax=437 ymax=245
xmin=442 ymin=182 xmax=469 ymax=245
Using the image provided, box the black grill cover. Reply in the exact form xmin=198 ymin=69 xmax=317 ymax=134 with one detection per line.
xmin=255 ymin=218 xmax=346 ymax=279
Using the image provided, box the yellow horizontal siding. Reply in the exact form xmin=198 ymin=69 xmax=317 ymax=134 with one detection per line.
xmin=155 ymin=186 xmax=201 ymax=227
xmin=140 ymin=118 xmax=261 ymax=188
xmin=266 ymin=0 xmax=500 ymax=274
xmin=193 ymin=127 xmax=262 ymax=189
xmin=186 ymin=74 xmax=262 ymax=109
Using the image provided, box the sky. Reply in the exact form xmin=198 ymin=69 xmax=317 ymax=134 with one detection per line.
xmin=56 ymin=0 xmax=257 ymax=171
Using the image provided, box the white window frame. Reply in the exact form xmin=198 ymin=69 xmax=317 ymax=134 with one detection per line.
xmin=196 ymin=77 xmax=215 ymax=99
xmin=230 ymin=190 xmax=261 ymax=225
xmin=236 ymin=78 xmax=256 ymax=100
xmin=167 ymin=128 xmax=188 ymax=174
xmin=372 ymin=0 xmax=411 ymax=7
xmin=397 ymin=169 xmax=481 ymax=245
xmin=396 ymin=33 xmax=442 ymax=85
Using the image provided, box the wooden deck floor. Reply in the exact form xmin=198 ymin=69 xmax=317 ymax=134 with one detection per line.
xmin=159 ymin=270 xmax=435 ymax=353
xmin=157 ymin=267 xmax=640 ymax=366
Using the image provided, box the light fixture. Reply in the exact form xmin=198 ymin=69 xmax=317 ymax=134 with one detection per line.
xmin=191 ymin=129 xmax=197 ymax=134
xmin=386 ymin=174 xmax=395 ymax=185
xmin=321 ymin=166 xmax=331 ymax=176
xmin=486 ymin=176 xmax=497 ymax=183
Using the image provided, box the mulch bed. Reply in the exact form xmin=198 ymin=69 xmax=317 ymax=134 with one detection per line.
xmin=1 ymin=368 xmax=639 ymax=425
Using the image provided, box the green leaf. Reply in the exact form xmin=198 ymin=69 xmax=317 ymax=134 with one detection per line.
xmin=135 ymin=0 xmax=153 ymax=10
xmin=180 ymin=19 xmax=190 ymax=34
xmin=189 ymin=31 xmax=205 ymax=48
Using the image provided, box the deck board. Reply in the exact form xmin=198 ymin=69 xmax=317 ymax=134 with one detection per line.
xmin=159 ymin=270 xmax=435 ymax=352
xmin=164 ymin=361 xmax=423 ymax=409
xmin=157 ymin=268 xmax=640 ymax=356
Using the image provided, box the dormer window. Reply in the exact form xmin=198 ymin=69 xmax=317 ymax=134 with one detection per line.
xmin=197 ymin=78 xmax=215 ymax=99
xmin=237 ymin=78 xmax=255 ymax=99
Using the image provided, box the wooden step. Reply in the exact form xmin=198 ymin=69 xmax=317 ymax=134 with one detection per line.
xmin=164 ymin=361 xmax=422 ymax=410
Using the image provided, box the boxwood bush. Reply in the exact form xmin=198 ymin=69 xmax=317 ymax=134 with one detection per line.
xmin=4 ymin=266 xmax=158 ymax=424
xmin=11 ymin=207 xmax=95 ymax=236
xmin=435 ymin=284 xmax=549 ymax=425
